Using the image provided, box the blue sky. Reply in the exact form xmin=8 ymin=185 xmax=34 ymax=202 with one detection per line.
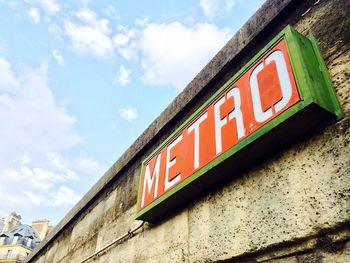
xmin=0 ymin=0 xmax=265 ymax=225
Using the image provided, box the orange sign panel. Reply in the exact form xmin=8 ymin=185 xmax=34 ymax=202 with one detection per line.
xmin=138 ymin=39 xmax=300 ymax=211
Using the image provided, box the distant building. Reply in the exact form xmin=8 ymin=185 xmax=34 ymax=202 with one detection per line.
xmin=0 ymin=218 xmax=4 ymax=233
xmin=0 ymin=212 xmax=53 ymax=263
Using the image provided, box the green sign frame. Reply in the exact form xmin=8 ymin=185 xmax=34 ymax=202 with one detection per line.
xmin=136 ymin=25 xmax=342 ymax=222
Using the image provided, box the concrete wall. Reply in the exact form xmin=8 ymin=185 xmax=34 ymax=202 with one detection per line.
xmin=26 ymin=0 xmax=350 ymax=262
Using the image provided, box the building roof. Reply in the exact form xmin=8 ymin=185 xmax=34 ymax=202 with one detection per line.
xmin=0 ymin=224 xmax=41 ymax=244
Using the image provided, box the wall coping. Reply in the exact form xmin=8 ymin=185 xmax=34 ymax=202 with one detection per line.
xmin=26 ymin=0 xmax=297 ymax=261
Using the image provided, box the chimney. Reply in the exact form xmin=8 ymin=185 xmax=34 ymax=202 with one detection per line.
xmin=31 ymin=219 xmax=49 ymax=240
xmin=3 ymin=212 xmax=21 ymax=232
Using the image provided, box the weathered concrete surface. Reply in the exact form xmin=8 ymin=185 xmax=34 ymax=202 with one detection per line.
xmin=263 ymin=237 xmax=350 ymax=263
xmin=26 ymin=0 xmax=350 ymax=262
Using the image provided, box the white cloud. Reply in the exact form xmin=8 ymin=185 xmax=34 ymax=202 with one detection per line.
xmin=114 ymin=31 xmax=131 ymax=46
xmin=75 ymin=9 xmax=110 ymax=33
xmin=46 ymin=186 xmax=81 ymax=207
xmin=23 ymin=191 xmax=42 ymax=206
xmin=0 ymin=56 xmax=92 ymax=212
xmin=134 ymin=17 xmax=149 ymax=27
xmin=70 ymin=156 xmax=106 ymax=178
xmin=0 ymin=152 xmax=80 ymax=209
xmin=52 ymin=49 xmax=65 ymax=66
xmin=103 ymin=4 xmax=120 ymax=19
xmin=113 ymin=27 xmax=137 ymax=60
xmin=0 ymin=57 xmax=19 ymax=92
xmin=200 ymin=0 xmax=235 ymax=19
xmin=46 ymin=153 xmax=79 ymax=181
xmin=28 ymin=7 xmax=40 ymax=23
xmin=38 ymin=0 xmax=60 ymax=15
xmin=119 ymin=107 xmax=138 ymax=121
xmin=114 ymin=64 xmax=130 ymax=86
xmin=113 ymin=21 xmax=231 ymax=91
xmin=64 ymin=8 xmax=114 ymax=59
xmin=0 ymin=60 xmax=80 ymax=154
xmin=120 ymin=22 xmax=231 ymax=91
xmin=48 ymin=23 xmax=64 ymax=42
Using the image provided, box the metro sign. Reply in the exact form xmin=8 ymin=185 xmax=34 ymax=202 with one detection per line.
xmin=136 ymin=26 xmax=342 ymax=222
